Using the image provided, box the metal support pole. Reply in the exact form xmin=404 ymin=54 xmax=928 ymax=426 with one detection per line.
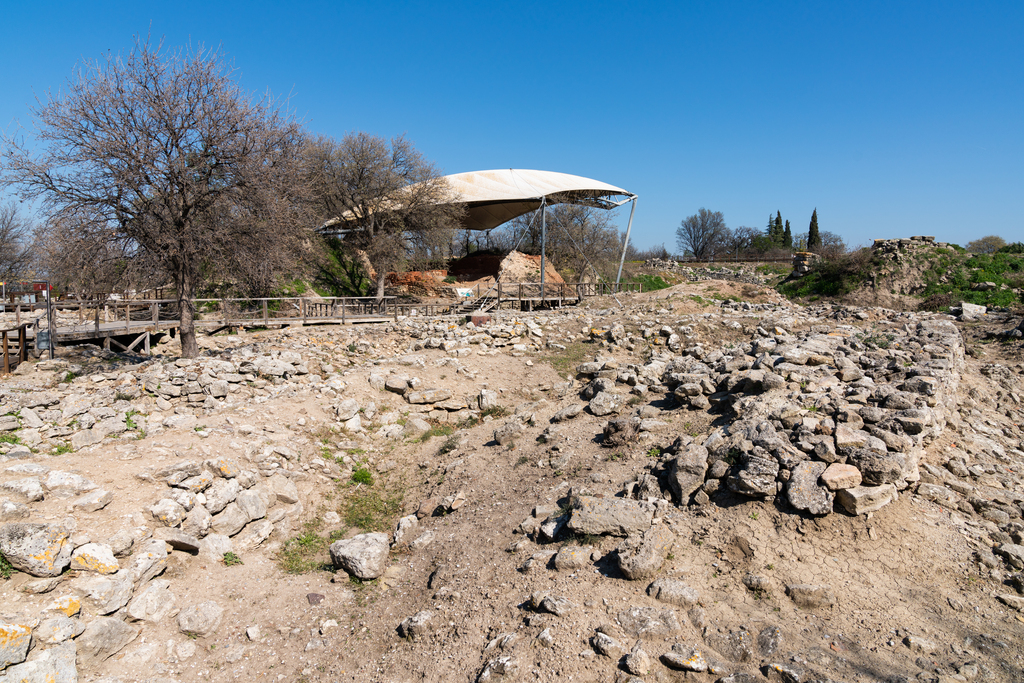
xmin=45 ymin=282 xmax=54 ymax=360
xmin=615 ymin=196 xmax=638 ymax=286
xmin=540 ymin=199 xmax=547 ymax=302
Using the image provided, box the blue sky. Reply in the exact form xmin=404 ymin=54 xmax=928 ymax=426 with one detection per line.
xmin=2 ymin=0 xmax=1022 ymax=251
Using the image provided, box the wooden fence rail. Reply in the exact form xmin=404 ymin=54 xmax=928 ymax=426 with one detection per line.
xmin=0 ymin=323 xmax=30 ymax=374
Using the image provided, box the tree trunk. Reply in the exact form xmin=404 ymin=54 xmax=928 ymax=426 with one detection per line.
xmin=375 ymin=271 xmax=386 ymax=301
xmin=177 ymin=275 xmax=199 ymax=358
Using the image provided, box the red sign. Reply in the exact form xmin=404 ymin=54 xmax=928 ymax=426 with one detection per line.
xmin=32 ymin=283 xmax=51 ymax=291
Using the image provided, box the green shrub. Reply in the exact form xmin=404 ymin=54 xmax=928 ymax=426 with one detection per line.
xmin=351 ymin=467 xmax=373 ymax=485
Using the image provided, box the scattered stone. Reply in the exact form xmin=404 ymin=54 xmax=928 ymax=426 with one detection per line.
xmin=398 ymin=611 xmax=433 ymax=640
xmin=617 ymin=526 xmax=675 ymax=580
xmin=786 ymin=584 xmax=836 ymax=608
xmin=177 ymin=601 xmax=224 ymax=637
xmin=127 ymin=579 xmax=176 ymax=622
xmin=330 ymin=533 xmax=390 ymax=579
xmin=647 ymin=578 xmax=699 ymax=607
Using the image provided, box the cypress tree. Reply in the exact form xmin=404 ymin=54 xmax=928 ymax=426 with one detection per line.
xmin=783 ymin=220 xmax=792 ymax=249
xmin=773 ymin=211 xmax=783 ymax=245
xmin=807 ymin=209 xmax=820 ymax=252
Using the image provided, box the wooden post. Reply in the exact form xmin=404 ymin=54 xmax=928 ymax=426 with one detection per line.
xmin=152 ymin=303 xmax=158 ymax=325
xmin=222 ymin=299 xmax=228 ymax=327
xmin=95 ymin=300 xmax=100 ymax=333
xmin=144 ymin=331 xmax=150 ymax=355
xmin=15 ymin=304 xmax=20 ymax=326
xmin=125 ymin=303 xmax=131 ymax=331
xmin=263 ymin=300 xmax=268 ymax=325
xmin=342 ymin=298 xmax=346 ymax=324
xmin=301 ymin=299 xmax=306 ymax=326
xmin=79 ymin=301 xmax=84 ymax=323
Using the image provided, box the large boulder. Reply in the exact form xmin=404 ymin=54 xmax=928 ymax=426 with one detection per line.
xmin=667 ymin=445 xmax=709 ymax=503
xmin=329 ymin=533 xmax=390 ymax=580
xmin=0 ymin=622 xmax=32 ymax=669
xmin=727 ymin=451 xmax=779 ymax=498
xmin=786 ymin=461 xmax=833 ymax=516
xmin=0 ymin=523 xmax=73 ymax=577
xmin=567 ymin=496 xmax=651 ymax=537
xmin=836 ymin=484 xmax=897 ymax=515
xmin=617 ymin=526 xmax=675 ymax=581
xmin=77 ymin=616 xmax=139 ymax=665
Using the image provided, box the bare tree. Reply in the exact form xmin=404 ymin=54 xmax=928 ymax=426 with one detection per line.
xmin=305 ymin=133 xmax=464 ymax=298
xmin=676 ymin=208 xmax=727 ymax=260
xmin=0 ymin=202 xmax=35 ymax=281
xmin=1 ymin=37 xmax=309 ymax=357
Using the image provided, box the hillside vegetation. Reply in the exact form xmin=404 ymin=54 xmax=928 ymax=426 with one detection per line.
xmin=778 ymin=238 xmax=1024 ymax=310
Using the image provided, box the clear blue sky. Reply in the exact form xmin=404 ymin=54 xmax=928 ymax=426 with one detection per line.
xmin=2 ymin=1 xmax=1022 ymax=251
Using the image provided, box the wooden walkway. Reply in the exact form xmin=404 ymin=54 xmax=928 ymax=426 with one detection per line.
xmin=3 ymin=282 xmax=642 ymax=361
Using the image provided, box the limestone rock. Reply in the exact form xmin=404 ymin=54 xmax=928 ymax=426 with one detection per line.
xmin=407 ymin=388 xmax=451 ymax=404
xmin=786 ymin=584 xmax=836 ymax=608
xmin=820 ymin=463 xmax=862 ymax=490
xmin=204 ymin=477 xmax=241 ymax=514
xmin=0 ymin=478 xmax=44 ymax=503
xmin=70 ymin=570 xmax=135 ymax=614
xmin=34 ymin=616 xmax=84 ymax=644
xmin=0 ymin=641 xmax=76 ymax=683
xmin=397 ymin=611 xmax=433 ymax=640
xmin=0 ymin=523 xmax=72 ymax=577
xmin=550 ymin=404 xmax=583 ymax=423
xmin=70 ymin=543 xmax=119 ymax=574
xmin=727 ymin=452 xmax=779 ymax=498
xmin=0 ymin=622 xmax=32 ymax=669
xmin=267 ymin=474 xmax=299 ymax=504
xmin=662 ymin=644 xmax=707 ymax=672
xmin=588 ymin=391 xmax=622 ymax=416
xmin=149 ymin=498 xmax=186 ymax=527
xmin=647 ymin=578 xmax=699 ymax=607
xmin=127 ymin=579 xmax=176 ymax=623
xmin=177 ymin=600 xmax=224 ymax=637
xmin=553 ymin=545 xmax=592 ymax=571
xmin=77 ymin=616 xmax=139 ymax=664
xmin=72 ymin=489 xmax=113 ymax=512
xmin=617 ymin=526 xmax=675 ymax=580
xmin=330 ymin=532 xmax=390 ymax=579
xmin=786 ymin=461 xmax=833 ymax=515
xmin=667 ymin=445 xmax=709 ymax=503
xmin=567 ymin=496 xmax=651 ymax=537
xmin=212 ymin=503 xmax=248 ymax=537
xmin=836 ymin=484 xmax=897 ymax=515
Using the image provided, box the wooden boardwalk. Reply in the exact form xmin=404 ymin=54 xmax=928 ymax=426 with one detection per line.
xmin=3 ymin=282 xmax=641 ymax=361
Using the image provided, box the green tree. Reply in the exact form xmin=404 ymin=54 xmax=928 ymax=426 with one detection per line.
xmin=783 ymin=220 xmax=792 ymax=249
xmin=769 ymin=211 xmax=784 ymax=245
xmin=807 ymin=209 xmax=821 ymax=252
xmin=966 ymin=235 xmax=1006 ymax=254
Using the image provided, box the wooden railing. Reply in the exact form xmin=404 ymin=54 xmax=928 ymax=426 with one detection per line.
xmin=3 ymin=282 xmax=646 ymax=338
xmin=1 ymin=323 xmax=30 ymax=374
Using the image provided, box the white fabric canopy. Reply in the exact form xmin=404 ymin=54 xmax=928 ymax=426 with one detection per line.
xmin=441 ymin=169 xmax=635 ymax=231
